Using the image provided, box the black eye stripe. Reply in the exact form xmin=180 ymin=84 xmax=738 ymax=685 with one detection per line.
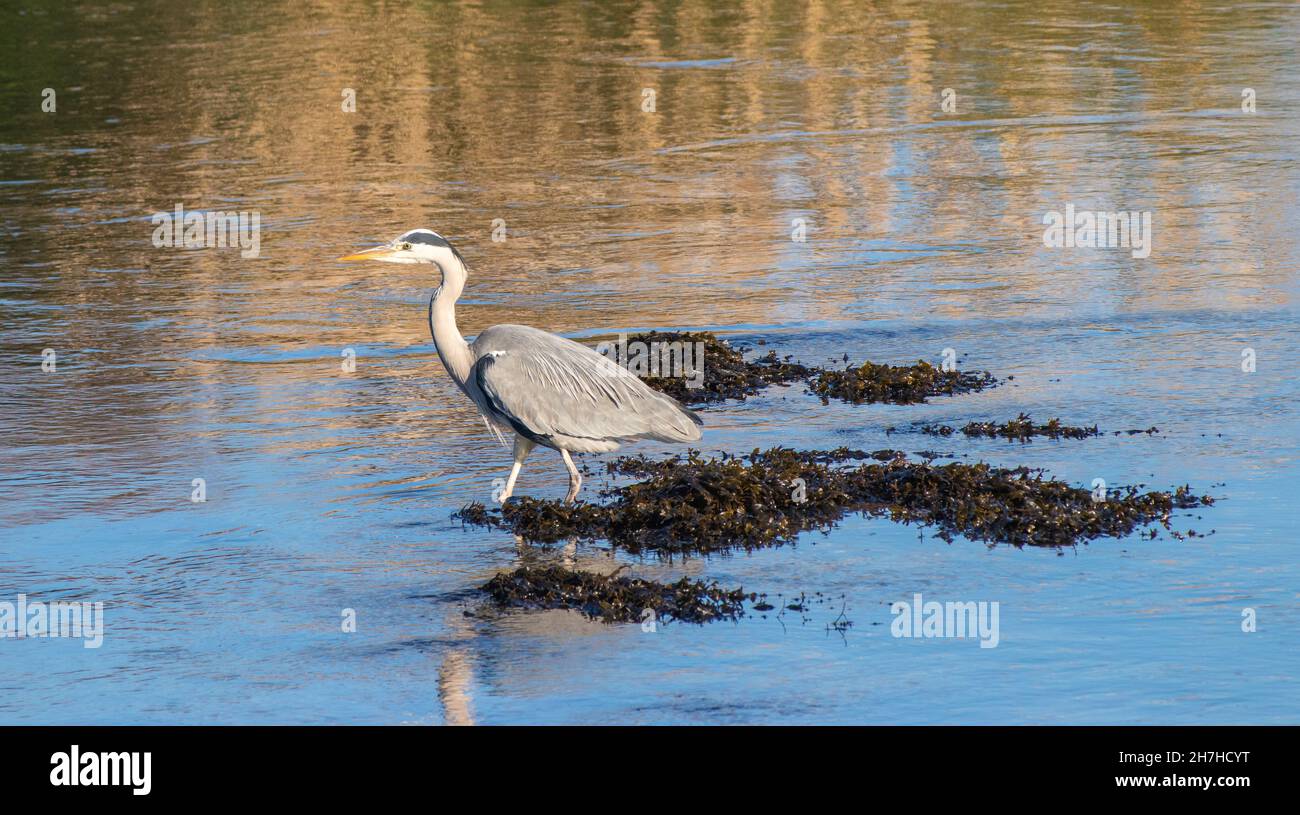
xmin=397 ymin=230 xmax=466 ymax=265
xmin=400 ymin=231 xmax=450 ymax=247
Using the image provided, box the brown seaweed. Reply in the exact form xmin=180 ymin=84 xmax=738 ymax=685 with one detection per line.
xmin=921 ymin=414 xmax=1102 ymax=441
xmin=807 ymin=360 xmax=998 ymax=405
xmin=454 ymin=447 xmax=1214 ymax=554
xmin=480 ymin=565 xmax=748 ymax=624
xmin=633 ymin=330 xmax=811 ymax=404
xmin=625 ymin=330 xmax=996 ymax=406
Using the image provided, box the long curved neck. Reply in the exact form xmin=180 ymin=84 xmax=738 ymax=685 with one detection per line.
xmin=428 ymin=260 xmax=475 ymax=390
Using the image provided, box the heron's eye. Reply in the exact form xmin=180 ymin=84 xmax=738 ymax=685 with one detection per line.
xmin=399 ymin=242 xmax=413 ymax=251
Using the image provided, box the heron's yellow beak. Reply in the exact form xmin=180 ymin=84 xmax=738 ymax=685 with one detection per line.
xmin=337 ymin=244 xmax=398 ymax=262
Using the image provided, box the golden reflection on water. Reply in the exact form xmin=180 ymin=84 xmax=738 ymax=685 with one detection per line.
xmin=1 ymin=0 xmax=1296 ymax=516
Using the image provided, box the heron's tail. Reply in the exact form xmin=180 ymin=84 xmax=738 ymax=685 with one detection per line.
xmin=637 ymin=396 xmax=703 ymax=443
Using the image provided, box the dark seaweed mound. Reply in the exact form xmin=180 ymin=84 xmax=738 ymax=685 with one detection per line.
xmin=921 ymin=413 xmax=1101 ymax=441
xmin=808 ymin=360 xmax=998 ymax=405
xmin=625 ymin=331 xmax=995 ymax=405
xmin=455 ymin=448 xmax=1213 ymax=553
xmin=633 ymin=330 xmax=810 ymax=404
xmin=480 ymin=565 xmax=748 ymax=624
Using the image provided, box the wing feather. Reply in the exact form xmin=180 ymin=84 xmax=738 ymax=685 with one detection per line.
xmin=472 ymin=325 xmax=702 ymax=445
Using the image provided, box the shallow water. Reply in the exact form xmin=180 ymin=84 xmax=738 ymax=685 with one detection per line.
xmin=1 ymin=0 xmax=1297 ymax=723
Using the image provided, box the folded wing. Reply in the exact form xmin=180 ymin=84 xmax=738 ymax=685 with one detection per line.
xmin=472 ymin=324 xmax=702 ymax=447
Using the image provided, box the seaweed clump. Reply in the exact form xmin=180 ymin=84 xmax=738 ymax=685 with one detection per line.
xmin=480 ymin=565 xmax=748 ymax=624
xmin=921 ymin=414 xmax=1101 ymax=442
xmin=626 ymin=330 xmax=996 ymax=406
xmin=631 ymin=330 xmax=811 ymax=404
xmin=808 ymin=360 xmax=997 ymax=405
xmin=455 ymin=448 xmax=1214 ymax=553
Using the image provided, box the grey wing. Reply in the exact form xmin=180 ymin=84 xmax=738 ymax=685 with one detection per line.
xmin=472 ymin=324 xmax=702 ymax=450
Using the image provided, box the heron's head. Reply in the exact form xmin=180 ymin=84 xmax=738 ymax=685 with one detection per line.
xmin=338 ymin=229 xmax=466 ymax=273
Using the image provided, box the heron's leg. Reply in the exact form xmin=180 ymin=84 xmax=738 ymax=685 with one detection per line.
xmin=499 ymin=436 xmax=535 ymax=502
xmin=561 ymin=449 xmax=582 ymax=504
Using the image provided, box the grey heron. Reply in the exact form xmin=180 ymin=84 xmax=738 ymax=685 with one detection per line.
xmin=339 ymin=229 xmax=703 ymax=503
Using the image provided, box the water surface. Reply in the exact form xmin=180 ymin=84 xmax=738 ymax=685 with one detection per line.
xmin=1 ymin=0 xmax=1297 ymax=723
